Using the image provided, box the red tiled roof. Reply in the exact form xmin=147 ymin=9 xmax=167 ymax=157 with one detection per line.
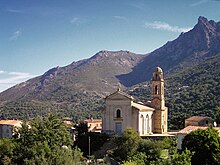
xmin=0 ymin=120 xmax=22 ymax=126
xmin=179 ymin=126 xmax=220 ymax=134
xmin=81 ymin=119 xmax=102 ymax=123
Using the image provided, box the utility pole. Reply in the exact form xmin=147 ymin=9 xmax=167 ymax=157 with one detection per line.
xmin=88 ymin=135 xmax=91 ymax=164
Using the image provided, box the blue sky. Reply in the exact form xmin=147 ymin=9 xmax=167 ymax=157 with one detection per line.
xmin=0 ymin=0 xmax=220 ymax=92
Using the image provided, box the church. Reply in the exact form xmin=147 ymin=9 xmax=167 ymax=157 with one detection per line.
xmin=102 ymin=67 xmax=168 ymax=136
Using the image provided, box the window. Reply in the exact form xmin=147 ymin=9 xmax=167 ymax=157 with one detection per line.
xmin=155 ymin=85 xmax=159 ymax=94
xmin=116 ymin=109 xmax=121 ymax=118
xmin=205 ymin=120 xmax=208 ymax=125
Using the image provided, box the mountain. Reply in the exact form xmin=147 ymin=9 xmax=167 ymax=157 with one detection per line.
xmin=118 ymin=16 xmax=220 ymax=86
xmin=0 ymin=50 xmax=144 ymax=101
xmin=0 ymin=16 xmax=220 ymax=123
xmin=0 ymin=51 xmax=144 ymax=120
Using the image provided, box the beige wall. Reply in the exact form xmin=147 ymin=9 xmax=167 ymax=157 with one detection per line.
xmin=86 ymin=121 xmax=102 ymax=132
xmin=104 ymin=97 xmax=132 ymax=134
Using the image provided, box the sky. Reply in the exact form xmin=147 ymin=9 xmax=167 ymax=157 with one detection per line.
xmin=0 ymin=0 xmax=220 ymax=92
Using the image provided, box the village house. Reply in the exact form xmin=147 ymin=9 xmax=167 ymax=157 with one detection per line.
xmin=0 ymin=120 xmax=22 ymax=138
xmin=177 ymin=126 xmax=220 ymax=150
xmin=81 ymin=119 xmax=102 ymax=132
xmin=177 ymin=116 xmax=216 ymax=149
xmin=185 ymin=116 xmax=214 ymax=127
xmin=102 ymin=67 xmax=168 ymax=136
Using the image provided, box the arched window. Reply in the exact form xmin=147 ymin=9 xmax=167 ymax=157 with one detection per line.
xmin=155 ymin=85 xmax=159 ymax=94
xmin=116 ymin=109 xmax=121 ymax=118
xmin=155 ymin=74 xmax=158 ymax=80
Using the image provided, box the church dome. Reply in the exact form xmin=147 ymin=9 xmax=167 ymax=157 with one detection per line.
xmin=154 ymin=67 xmax=163 ymax=73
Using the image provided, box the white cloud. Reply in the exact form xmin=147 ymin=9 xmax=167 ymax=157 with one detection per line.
xmin=9 ymin=30 xmax=22 ymax=41
xmin=7 ymin=9 xmax=24 ymax=13
xmin=70 ymin=17 xmax=87 ymax=25
xmin=190 ymin=0 xmax=219 ymax=6
xmin=70 ymin=17 xmax=79 ymax=24
xmin=190 ymin=0 xmax=209 ymax=6
xmin=0 ymin=70 xmax=36 ymax=92
xmin=145 ymin=21 xmax=192 ymax=33
xmin=113 ymin=16 xmax=128 ymax=21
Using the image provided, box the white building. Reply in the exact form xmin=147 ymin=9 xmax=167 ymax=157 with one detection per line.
xmin=102 ymin=67 xmax=168 ymax=136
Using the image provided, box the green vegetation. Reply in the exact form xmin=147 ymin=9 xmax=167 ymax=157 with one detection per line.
xmin=112 ymin=129 xmax=192 ymax=165
xmin=0 ymin=93 xmax=104 ymax=122
xmin=0 ymin=114 xmax=85 ymax=165
xmin=166 ymin=55 xmax=220 ymax=129
xmin=182 ymin=127 xmax=220 ymax=165
xmin=2 ymin=124 xmax=220 ymax=165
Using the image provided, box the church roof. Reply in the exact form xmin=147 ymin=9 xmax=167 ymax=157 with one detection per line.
xmin=105 ymin=89 xmax=134 ymax=100
xmin=132 ymin=102 xmax=155 ymax=112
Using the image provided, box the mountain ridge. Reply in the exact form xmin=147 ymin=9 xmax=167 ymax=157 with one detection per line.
xmin=0 ymin=16 xmax=220 ymax=122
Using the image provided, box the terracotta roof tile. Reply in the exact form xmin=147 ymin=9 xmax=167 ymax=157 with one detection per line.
xmin=0 ymin=120 xmax=22 ymax=126
xmin=81 ymin=119 xmax=102 ymax=123
xmin=179 ymin=126 xmax=220 ymax=134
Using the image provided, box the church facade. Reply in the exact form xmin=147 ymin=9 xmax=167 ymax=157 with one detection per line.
xmin=102 ymin=67 xmax=168 ymax=136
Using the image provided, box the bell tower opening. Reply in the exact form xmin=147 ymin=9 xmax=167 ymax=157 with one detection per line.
xmin=155 ymin=85 xmax=158 ymax=95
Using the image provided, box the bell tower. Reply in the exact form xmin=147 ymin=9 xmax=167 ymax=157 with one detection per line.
xmin=151 ymin=67 xmax=168 ymax=133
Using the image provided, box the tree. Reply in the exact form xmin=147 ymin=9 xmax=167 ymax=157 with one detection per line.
xmin=0 ymin=114 xmax=87 ymax=165
xmin=13 ymin=114 xmax=78 ymax=164
xmin=170 ymin=149 xmax=192 ymax=165
xmin=113 ymin=128 xmax=141 ymax=161
xmin=137 ymin=139 xmax=163 ymax=162
xmin=182 ymin=127 xmax=220 ymax=165
xmin=214 ymin=107 xmax=220 ymax=125
xmin=74 ymin=122 xmax=89 ymax=155
xmin=0 ymin=138 xmax=15 ymax=165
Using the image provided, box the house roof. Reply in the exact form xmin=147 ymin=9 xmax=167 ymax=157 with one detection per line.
xmin=0 ymin=120 xmax=22 ymax=126
xmin=178 ymin=126 xmax=220 ymax=134
xmin=81 ymin=119 xmax=102 ymax=123
xmin=185 ymin=116 xmax=213 ymax=122
xmin=105 ymin=88 xmax=134 ymax=100
xmin=132 ymin=102 xmax=155 ymax=112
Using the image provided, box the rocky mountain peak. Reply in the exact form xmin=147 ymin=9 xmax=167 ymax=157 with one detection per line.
xmin=91 ymin=50 xmax=133 ymax=60
xmin=198 ymin=16 xmax=209 ymax=24
xmin=196 ymin=16 xmax=219 ymax=34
